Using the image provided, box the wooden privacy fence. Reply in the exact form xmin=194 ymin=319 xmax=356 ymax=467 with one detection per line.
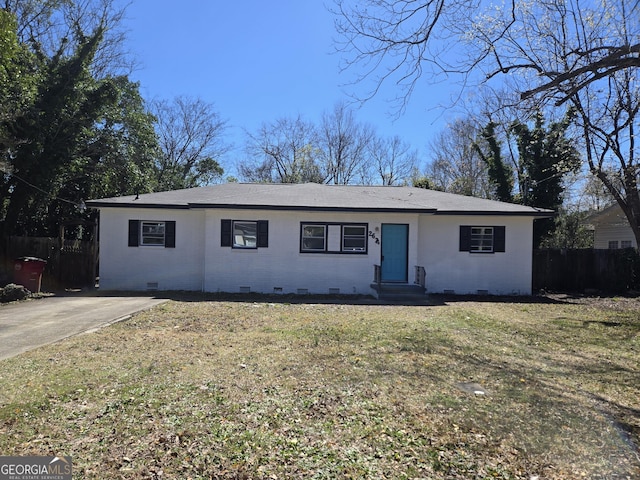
xmin=533 ymin=248 xmax=640 ymax=294
xmin=1 ymin=236 xmax=98 ymax=290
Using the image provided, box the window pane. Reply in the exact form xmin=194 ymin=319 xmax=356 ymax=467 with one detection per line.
xmin=470 ymin=227 xmax=493 ymax=252
xmin=303 ymin=225 xmax=325 ymax=237
xmin=343 ymin=226 xmax=365 ymax=236
xmin=233 ymin=221 xmax=257 ymax=248
xmin=301 ymin=224 xmax=326 ymax=251
xmin=141 ymin=222 xmax=165 ymax=246
xmin=302 ymin=238 xmax=325 ymax=250
xmin=343 ymin=238 xmax=365 ymax=250
xmin=342 ymin=225 xmax=366 ymax=251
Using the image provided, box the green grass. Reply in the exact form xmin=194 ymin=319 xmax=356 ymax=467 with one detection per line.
xmin=0 ymin=296 xmax=638 ymax=479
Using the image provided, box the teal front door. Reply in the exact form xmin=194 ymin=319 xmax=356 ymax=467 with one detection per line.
xmin=381 ymin=224 xmax=408 ymax=282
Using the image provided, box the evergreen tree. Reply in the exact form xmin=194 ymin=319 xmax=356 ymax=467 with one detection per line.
xmin=511 ymin=110 xmax=581 ymax=246
xmin=473 ymin=121 xmax=513 ymax=203
xmin=1 ymin=22 xmax=157 ymax=236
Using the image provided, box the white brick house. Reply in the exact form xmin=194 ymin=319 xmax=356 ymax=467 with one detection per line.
xmin=87 ymin=183 xmax=553 ymax=297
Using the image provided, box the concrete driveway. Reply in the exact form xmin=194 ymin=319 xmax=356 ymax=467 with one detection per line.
xmin=0 ymin=293 xmax=167 ymax=360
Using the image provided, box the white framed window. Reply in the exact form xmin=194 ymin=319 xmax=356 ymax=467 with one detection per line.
xmin=460 ymin=226 xmax=505 ymax=253
xmin=300 ymin=223 xmax=368 ymax=253
xmin=470 ymin=226 xmax=494 ymax=253
xmin=621 ymin=240 xmax=632 ymax=249
xmin=608 ymin=240 xmax=619 ymax=249
xmin=221 ymin=219 xmax=268 ymax=248
xmin=141 ymin=221 xmax=166 ymax=246
xmin=233 ymin=221 xmax=257 ymax=248
xmin=301 ymin=224 xmax=326 ymax=251
xmin=342 ymin=225 xmax=366 ymax=252
xmin=128 ymin=220 xmax=175 ymax=248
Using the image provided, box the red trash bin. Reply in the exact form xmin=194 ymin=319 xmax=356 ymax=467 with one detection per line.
xmin=14 ymin=257 xmax=47 ymax=293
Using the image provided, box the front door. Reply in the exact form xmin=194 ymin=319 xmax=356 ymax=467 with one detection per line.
xmin=381 ymin=224 xmax=408 ymax=282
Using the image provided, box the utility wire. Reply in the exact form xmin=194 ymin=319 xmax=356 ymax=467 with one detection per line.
xmin=0 ymin=167 xmax=85 ymax=209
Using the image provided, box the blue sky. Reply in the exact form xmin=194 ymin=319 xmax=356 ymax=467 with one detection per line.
xmin=120 ymin=0 xmax=463 ymax=175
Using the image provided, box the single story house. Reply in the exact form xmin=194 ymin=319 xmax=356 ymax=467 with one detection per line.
xmin=86 ymin=183 xmax=553 ymax=297
xmin=585 ymin=204 xmax=638 ymax=250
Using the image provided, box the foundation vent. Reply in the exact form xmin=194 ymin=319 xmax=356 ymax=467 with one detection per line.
xmin=239 ymin=286 xmax=251 ymax=293
xmin=328 ymin=288 xmax=340 ymax=295
xmin=297 ymin=288 xmax=309 ymax=295
xmin=146 ymin=282 xmax=159 ymax=291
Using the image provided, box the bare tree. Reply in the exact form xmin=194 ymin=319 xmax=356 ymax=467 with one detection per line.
xmin=578 ymin=173 xmax=619 ymax=212
xmin=369 ymin=135 xmax=418 ymax=185
xmin=319 ymin=102 xmax=374 ymax=184
xmin=498 ymin=1 xmax=640 ymax=245
xmin=241 ymin=108 xmax=423 ymax=186
xmin=427 ymin=118 xmax=492 ymax=197
xmin=150 ymin=96 xmax=229 ymax=190
xmin=334 ymin=0 xmax=453 ymax=113
xmin=572 ymin=65 xmax=640 ymax=242
xmin=3 ymin=0 xmax=133 ymax=77
xmin=242 ymin=115 xmax=324 ymax=184
xmin=335 ymin=0 xmax=640 ymax=246
xmin=334 ymin=0 xmax=639 ymax=108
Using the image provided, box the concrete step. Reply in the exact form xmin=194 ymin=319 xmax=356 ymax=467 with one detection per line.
xmin=371 ymin=283 xmax=426 ymax=299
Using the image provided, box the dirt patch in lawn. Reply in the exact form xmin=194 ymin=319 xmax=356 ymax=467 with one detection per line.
xmin=0 ymin=297 xmax=638 ymax=479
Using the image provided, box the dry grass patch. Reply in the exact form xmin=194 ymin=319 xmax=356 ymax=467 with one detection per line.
xmin=0 ymin=296 xmax=638 ymax=479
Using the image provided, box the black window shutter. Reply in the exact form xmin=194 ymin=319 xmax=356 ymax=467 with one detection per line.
xmin=221 ymin=219 xmax=232 ymax=247
xmin=128 ymin=220 xmax=139 ymax=247
xmin=459 ymin=226 xmax=471 ymax=252
xmin=257 ymin=220 xmax=269 ymax=248
xmin=494 ymin=226 xmax=506 ymax=252
xmin=165 ymin=221 xmax=176 ymax=248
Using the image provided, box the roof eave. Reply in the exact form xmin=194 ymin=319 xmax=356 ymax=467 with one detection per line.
xmin=85 ymin=201 xmax=190 ymax=210
xmin=434 ymin=210 xmax=555 ymax=218
xmin=86 ymin=201 xmax=437 ymax=214
xmin=85 ymin=201 xmax=553 ymax=217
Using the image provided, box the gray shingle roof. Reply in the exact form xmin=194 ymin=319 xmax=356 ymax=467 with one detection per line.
xmin=86 ymin=183 xmax=553 ymax=216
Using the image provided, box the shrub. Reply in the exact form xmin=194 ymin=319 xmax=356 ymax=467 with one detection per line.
xmin=1 ymin=283 xmax=30 ymax=302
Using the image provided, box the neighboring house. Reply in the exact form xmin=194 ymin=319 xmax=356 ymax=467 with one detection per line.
xmin=586 ymin=204 xmax=638 ymax=250
xmin=86 ymin=183 xmax=553 ymax=297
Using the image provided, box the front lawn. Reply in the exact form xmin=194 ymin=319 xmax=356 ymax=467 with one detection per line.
xmin=0 ymin=295 xmax=638 ymax=479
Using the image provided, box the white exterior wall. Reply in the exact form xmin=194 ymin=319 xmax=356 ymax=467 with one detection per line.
xmin=99 ymin=207 xmax=205 ymax=291
xmin=202 ymin=210 xmax=415 ymax=295
xmin=418 ymin=215 xmax=534 ymax=295
xmin=97 ymin=207 xmax=535 ymax=296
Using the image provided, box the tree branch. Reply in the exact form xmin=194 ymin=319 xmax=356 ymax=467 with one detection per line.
xmin=520 ymin=43 xmax=640 ymax=102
